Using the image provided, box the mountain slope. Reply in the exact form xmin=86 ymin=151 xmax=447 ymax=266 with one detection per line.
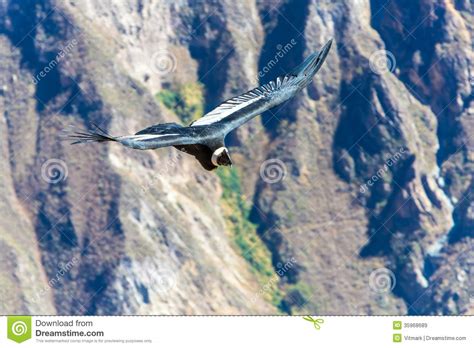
xmin=0 ymin=0 xmax=472 ymax=315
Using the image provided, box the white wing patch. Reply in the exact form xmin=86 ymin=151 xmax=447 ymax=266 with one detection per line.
xmin=191 ymin=74 xmax=295 ymax=126
xmin=121 ymin=133 xmax=180 ymax=141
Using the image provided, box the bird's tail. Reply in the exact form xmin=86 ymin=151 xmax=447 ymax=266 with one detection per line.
xmin=66 ymin=123 xmax=118 ymax=145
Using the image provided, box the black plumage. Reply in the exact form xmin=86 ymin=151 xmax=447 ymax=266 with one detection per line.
xmin=69 ymin=39 xmax=333 ymax=171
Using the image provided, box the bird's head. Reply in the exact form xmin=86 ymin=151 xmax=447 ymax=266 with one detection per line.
xmin=211 ymin=147 xmax=233 ymax=167
xmin=292 ymin=39 xmax=332 ymax=90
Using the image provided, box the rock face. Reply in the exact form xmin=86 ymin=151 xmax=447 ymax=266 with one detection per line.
xmin=0 ymin=0 xmax=472 ymax=315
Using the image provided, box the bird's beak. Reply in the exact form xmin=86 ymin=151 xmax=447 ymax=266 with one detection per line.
xmin=293 ymin=38 xmax=333 ymax=80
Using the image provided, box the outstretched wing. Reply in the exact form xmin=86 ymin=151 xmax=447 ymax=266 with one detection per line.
xmin=190 ymin=74 xmax=297 ymax=131
xmin=118 ymin=124 xmax=199 ymax=150
xmin=68 ymin=123 xmax=198 ymax=150
xmin=191 ymin=40 xmax=333 ymax=132
xmin=117 ymin=132 xmax=197 ymax=150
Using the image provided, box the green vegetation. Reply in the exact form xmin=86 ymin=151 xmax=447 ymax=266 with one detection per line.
xmin=279 ymin=281 xmax=314 ymax=314
xmin=216 ymin=167 xmax=283 ymax=307
xmin=155 ymin=82 xmax=204 ymax=124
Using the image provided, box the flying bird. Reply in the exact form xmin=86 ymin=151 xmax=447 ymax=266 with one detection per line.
xmin=69 ymin=39 xmax=332 ymax=170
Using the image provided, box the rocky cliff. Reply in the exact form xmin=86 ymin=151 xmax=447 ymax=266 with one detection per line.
xmin=0 ymin=0 xmax=472 ymax=315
